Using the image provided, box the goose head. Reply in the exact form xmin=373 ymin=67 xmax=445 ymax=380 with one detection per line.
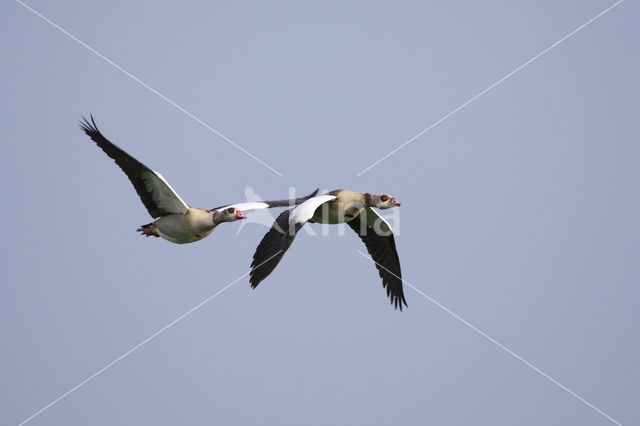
xmin=216 ymin=207 xmax=246 ymax=223
xmin=369 ymin=194 xmax=401 ymax=209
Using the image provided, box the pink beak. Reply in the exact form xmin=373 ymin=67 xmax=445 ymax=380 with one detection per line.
xmin=235 ymin=210 xmax=245 ymax=219
xmin=392 ymin=199 xmax=401 ymax=206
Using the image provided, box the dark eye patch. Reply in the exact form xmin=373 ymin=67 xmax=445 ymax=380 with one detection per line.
xmin=227 ymin=208 xmax=235 ymax=213
xmin=381 ymin=195 xmax=389 ymax=201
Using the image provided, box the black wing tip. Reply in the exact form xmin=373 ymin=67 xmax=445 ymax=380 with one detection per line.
xmin=249 ymin=277 xmax=261 ymax=289
xmin=249 ymin=251 xmax=270 ymax=288
xmin=249 ymin=262 xmax=272 ymax=289
xmin=392 ymin=295 xmax=408 ymax=311
xmin=249 ymin=262 xmax=259 ymax=288
xmin=285 ymin=187 xmax=319 ymax=205
xmin=78 ymin=114 xmax=99 ymax=135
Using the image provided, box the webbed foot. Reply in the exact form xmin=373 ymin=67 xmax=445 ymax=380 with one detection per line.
xmin=136 ymin=224 xmax=159 ymax=237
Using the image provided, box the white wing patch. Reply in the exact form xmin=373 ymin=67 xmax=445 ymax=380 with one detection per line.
xmin=364 ymin=206 xmax=392 ymax=235
xmin=289 ymin=195 xmax=337 ymax=228
xmin=143 ymin=170 xmax=189 ymax=214
xmin=232 ymin=187 xmax=279 ymax=234
xmin=214 ymin=202 xmax=270 ymax=212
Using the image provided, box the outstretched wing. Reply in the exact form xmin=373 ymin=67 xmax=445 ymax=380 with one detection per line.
xmin=210 ymin=188 xmax=319 ymax=212
xmin=249 ymin=208 xmax=302 ymax=287
xmin=79 ymin=116 xmax=188 ymax=218
xmin=249 ymin=195 xmax=336 ymax=287
xmin=288 ymin=195 xmax=337 ymax=227
xmin=348 ymin=208 xmax=407 ymax=310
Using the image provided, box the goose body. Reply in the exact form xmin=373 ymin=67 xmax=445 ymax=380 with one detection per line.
xmin=309 ymin=189 xmax=365 ymax=223
xmin=154 ymin=208 xmax=219 ymax=244
xmin=250 ymin=189 xmax=407 ymax=309
xmin=79 ymin=116 xmax=317 ymax=244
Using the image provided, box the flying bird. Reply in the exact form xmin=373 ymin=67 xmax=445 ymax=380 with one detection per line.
xmin=79 ymin=116 xmax=317 ymax=244
xmin=249 ymin=189 xmax=406 ymax=309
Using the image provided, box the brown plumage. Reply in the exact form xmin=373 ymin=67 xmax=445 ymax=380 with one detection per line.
xmin=250 ymin=189 xmax=407 ymax=310
xmin=80 ymin=115 xmax=318 ymax=244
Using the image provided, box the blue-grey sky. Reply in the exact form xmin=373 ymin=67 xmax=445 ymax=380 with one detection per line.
xmin=2 ymin=1 xmax=638 ymax=425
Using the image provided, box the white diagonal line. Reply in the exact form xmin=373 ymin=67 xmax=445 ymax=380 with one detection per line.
xmin=15 ymin=0 xmax=283 ymax=177
xmin=356 ymin=250 xmax=622 ymax=425
xmin=16 ymin=251 xmax=282 ymax=426
xmin=356 ymin=0 xmax=624 ymax=176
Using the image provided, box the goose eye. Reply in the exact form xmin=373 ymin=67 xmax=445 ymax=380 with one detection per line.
xmin=381 ymin=195 xmax=389 ymax=202
xmin=227 ymin=208 xmax=235 ymax=213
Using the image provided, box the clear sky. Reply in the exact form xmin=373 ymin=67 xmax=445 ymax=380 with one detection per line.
xmin=1 ymin=1 xmax=638 ymax=425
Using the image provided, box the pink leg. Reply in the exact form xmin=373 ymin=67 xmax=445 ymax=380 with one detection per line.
xmin=136 ymin=224 xmax=159 ymax=237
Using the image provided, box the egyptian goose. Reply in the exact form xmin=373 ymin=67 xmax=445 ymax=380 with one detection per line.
xmin=249 ymin=189 xmax=407 ymax=309
xmin=79 ymin=116 xmax=318 ymax=244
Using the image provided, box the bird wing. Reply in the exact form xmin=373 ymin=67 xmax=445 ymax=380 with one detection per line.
xmin=249 ymin=208 xmax=301 ymax=288
xmin=80 ymin=116 xmax=189 ymax=218
xmin=288 ymin=195 xmax=337 ymax=228
xmin=249 ymin=195 xmax=336 ymax=287
xmin=348 ymin=209 xmax=407 ymax=310
xmin=363 ymin=206 xmax=392 ymax=234
xmin=210 ymin=188 xmax=319 ymax=212
xmin=213 ymin=202 xmax=270 ymax=212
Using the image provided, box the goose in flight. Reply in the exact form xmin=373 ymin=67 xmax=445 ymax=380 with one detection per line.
xmin=249 ymin=189 xmax=406 ymax=309
xmin=79 ymin=116 xmax=318 ymax=244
